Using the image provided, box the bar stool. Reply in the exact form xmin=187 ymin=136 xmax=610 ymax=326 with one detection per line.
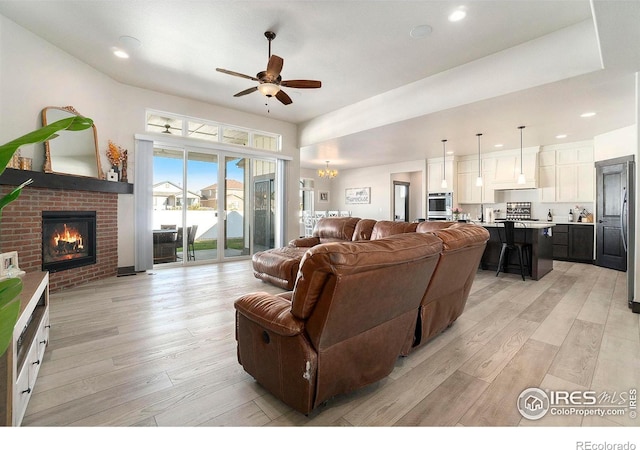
xmin=496 ymin=221 xmax=531 ymax=281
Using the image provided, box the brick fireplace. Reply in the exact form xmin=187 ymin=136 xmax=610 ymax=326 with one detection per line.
xmin=0 ymin=169 xmax=130 ymax=292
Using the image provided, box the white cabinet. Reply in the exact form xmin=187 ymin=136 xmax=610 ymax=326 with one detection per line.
xmin=482 ymin=157 xmax=496 ymax=204
xmin=427 ymin=157 xmax=455 ymax=193
xmin=457 ymin=172 xmax=482 ymax=204
xmin=556 ymin=145 xmax=594 ymax=203
xmin=538 ymin=143 xmax=594 ymax=203
xmin=0 ymin=272 xmax=50 ymax=426
xmin=556 ymin=163 xmax=594 ymax=202
xmin=538 ymin=150 xmax=556 ymax=202
xmin=455 ymin=158 xmax=494 ymax=204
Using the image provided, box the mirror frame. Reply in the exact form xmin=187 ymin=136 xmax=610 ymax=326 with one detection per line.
xmin=42 ymin=105 xmax=104 ymax=179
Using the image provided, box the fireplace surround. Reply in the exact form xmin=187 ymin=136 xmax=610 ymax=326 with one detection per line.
xmin=0 ymin=167 xmax=131 ymax=292
xmin=42 ymin=211 xmax=97 ymax=273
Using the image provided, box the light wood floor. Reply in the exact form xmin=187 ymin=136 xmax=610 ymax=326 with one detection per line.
xmin=21 ymin=260 xmax=640 ymax=427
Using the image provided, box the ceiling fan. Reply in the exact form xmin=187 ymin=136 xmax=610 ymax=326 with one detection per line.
xmin=216 ymin=31 xmax=322 ymax=105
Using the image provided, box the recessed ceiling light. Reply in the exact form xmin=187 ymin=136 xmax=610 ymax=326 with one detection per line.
xmin=409 ymin=24 xmax=433 ymax=39
xmin=556 ymin=134 xmax=568 ymax=139
xmin=113 ymin=49 xmax=129 ymax=59
xmin=580 ymin=112 xmax=596 ymax=118
xmin=119 ymin=35 xmax=142 ymax=50
xmin=446 ymin=151 xmax=454 ymax=155
xmin=494 ymin=144 xmax=504 ymax=148
xmin=449 ymin=7 xmax=467 ymax=22
xmin=410 ymin=24 xmax=433 ymax=39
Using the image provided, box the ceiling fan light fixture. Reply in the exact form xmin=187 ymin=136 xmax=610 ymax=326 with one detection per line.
xmin=257 ymin=82 xmax=280 ymax=97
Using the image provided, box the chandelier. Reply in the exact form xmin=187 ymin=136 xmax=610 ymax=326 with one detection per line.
xmin=318 ymin=160 xmax=338 ymax=179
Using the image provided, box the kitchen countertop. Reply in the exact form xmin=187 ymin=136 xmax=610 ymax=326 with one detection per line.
xmin=473 ymin=221 xmax=556 ymax=229
xmin=475 ymin=219 xmax=595 ymax=226
xmin=548 ymin=221 xmax=595 ymax=225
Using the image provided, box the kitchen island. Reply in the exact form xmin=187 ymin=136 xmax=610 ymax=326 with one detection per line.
xmin=477 ymin=221 xmax=555 ymax=280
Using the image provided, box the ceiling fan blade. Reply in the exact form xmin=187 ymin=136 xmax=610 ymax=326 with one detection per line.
xmin=216 ymin=68 xmax=259 ymax=82
xmin=266 ymin=55 xmax=284 ymax=79
xmin=234 ymin=86 xmax=258 ymax=97
xmin=281 ymin=80 xmax=322 ymax=89
xmin=275 ymin=89 xmax=292 ymax=105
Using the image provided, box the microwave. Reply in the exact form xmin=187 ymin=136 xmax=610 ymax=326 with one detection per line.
xmin=427 ymin=192 xmax=453 ymax=219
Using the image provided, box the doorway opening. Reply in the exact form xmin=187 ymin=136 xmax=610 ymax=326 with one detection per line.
xmin=393 ymin=181 xmax=410 ymax=222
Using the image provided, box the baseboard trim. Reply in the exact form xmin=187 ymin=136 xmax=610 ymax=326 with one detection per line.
xmin=117 ymin=266 xmax=138 ymax=277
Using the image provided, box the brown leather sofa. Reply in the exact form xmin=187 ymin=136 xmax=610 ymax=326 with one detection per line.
xmin=235 ymin=232 xmax=443 ymax=414
xmin=251 ymin=217 xmax=417 ymax=289
xmin=400 ymin=222 xmax=490 ymax=355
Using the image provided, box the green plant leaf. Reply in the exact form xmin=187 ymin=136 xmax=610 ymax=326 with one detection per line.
xmin=0 ymin=115 xmax=93 ymax=177
xmin=0 ymin=115 xmax=92 ymax=357
xmin=0 ymin=278 xmax=23 ymax=356
xmin=0 ymin=179 xmax=33 ymax=214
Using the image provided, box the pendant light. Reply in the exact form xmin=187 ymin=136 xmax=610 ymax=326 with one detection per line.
xmin=475 ymin=133 xmax=483 ymax=187
xmin=440 ymin=139 xmax=448 ymax=189
xmin=517 ymin=126 xmax=526 ymax=184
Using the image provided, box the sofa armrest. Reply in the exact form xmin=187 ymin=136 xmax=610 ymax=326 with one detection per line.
xmin=288 ymin=237 xmax=320 ymax=248
xmin=234 ymin=292 xmax=304 ymax=336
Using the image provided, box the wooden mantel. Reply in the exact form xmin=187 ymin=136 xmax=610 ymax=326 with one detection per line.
xmin=0 ymin=168 xmax=133 ymax=194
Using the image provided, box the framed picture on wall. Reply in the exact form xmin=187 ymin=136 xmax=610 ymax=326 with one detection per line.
xmin=345 ymin=187 xmax=370 ymax=204
xmin=318 ymin=191 xmax=330 ymax=203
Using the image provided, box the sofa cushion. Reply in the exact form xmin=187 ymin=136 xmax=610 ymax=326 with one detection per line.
xmin=416 ymin=221 xmax=456 ymax=233
xmin=431 ymin=223 xmax=490 ymax=251
xmin=351 ymin=218 xmax=377 ymax=241
xmin=370 ymin=220 xmax=417 ymax=240
xmin=313 ymin=217 xmax=361 ymax=243
xmin=251 ymin=246 xmax=308 ymax=290
xmin=290 ymin=232 xmax=443 ymax=320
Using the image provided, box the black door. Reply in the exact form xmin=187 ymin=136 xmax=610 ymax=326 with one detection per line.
xmin=595 ymin=157 xmax=631 ymax=271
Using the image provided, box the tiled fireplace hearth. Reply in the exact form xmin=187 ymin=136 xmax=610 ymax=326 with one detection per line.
xmin=0 ymin=168 xmax=132 ymax=292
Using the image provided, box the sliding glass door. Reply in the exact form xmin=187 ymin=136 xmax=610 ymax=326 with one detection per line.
xmin=151 ymin=145 xmax=279 ymax=266
xmin=224 ymin=156 xmax=250 ymax=258
xmin=253 ymin=159 xmax=276 ymax=253
xmin=187 ymin=151 xmax=219 ymax=262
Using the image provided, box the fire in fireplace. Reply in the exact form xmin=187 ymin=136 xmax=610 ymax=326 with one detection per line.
xmin=42 ymin=211 xmax=97 ymax=272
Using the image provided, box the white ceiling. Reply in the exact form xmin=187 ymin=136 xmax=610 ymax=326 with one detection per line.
xmin=1 ymin=1 xmax=638 ymax=171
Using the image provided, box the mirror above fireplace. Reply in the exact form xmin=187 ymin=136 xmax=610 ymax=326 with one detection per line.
xmin=42 ymin=106 xmax=104 ymax=179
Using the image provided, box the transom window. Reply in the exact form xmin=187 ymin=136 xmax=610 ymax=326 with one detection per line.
xmin=146 ymin=110 xmax=281 ymax=151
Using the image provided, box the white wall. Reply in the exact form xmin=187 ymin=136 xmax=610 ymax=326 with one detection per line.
xmin=325 ymin=160 xmax=427 ymax=221
xmin=0 ymin=14 xmax=299 ymax=267
xmin=594 ymin=125 xmax=636 ymax=161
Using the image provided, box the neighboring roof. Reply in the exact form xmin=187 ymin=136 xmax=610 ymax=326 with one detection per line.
xmin=200 ymin=180 xmax=244 ymax=191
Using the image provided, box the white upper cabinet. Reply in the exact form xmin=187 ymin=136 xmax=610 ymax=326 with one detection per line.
xmin=538 ymin=150 xmax=556 ymax=203
xmin=538 ymin=142 xmax=594 ymax=203
xmin=427 ymin=157 xmax=455 ymax=193
xmin=455 ymin=157 xmax=495 ymax=204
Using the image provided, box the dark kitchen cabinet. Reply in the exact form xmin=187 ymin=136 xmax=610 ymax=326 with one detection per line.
xmin=553 ymin=224 xmax=594 ymax=263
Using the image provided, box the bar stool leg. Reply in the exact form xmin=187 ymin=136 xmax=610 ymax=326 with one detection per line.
xmin=517 ymin=246 xmax=526 ymax=281
xmin=496 ymin=244 xmax=507 ymax=277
